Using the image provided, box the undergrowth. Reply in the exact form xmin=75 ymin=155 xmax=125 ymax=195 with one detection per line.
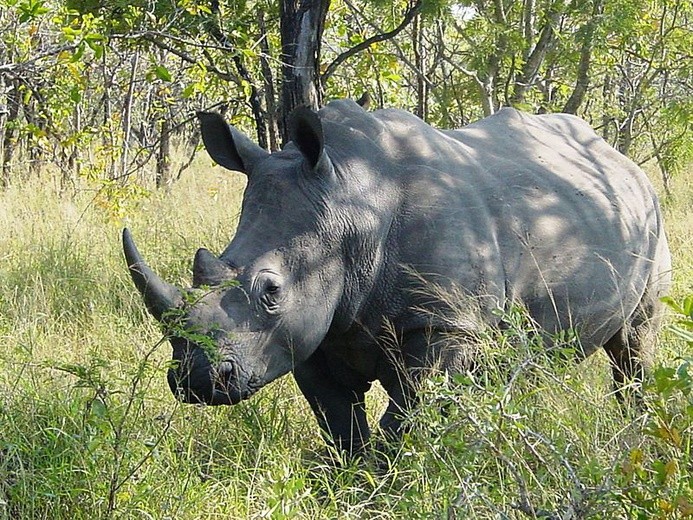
xmin=0 ymin=166 xmax=690 ymax=519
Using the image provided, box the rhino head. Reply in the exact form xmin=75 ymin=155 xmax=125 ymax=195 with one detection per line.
xmin=124 ymin=107 xmax=361 ymax=406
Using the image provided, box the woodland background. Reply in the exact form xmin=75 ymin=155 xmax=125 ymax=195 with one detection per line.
xmin=0 ymin=0 xmax=690 ymax=198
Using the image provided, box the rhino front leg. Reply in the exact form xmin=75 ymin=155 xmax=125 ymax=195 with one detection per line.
xmin=293 ymin=348 xmax=371 ymax=455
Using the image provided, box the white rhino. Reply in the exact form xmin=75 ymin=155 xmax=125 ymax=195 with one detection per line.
xmin=124 ymin=99 xmax=671 ymax=454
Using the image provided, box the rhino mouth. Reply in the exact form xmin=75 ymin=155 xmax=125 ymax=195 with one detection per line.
xmin=167 ymin=357 xmax=264 ymax=406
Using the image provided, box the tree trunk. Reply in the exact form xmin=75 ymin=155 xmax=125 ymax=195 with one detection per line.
xmin=233 ymin=55 xmax=269 ymax=150
xmin=102 ymin=47 xmax=117 ymax=179
xmin=120 ymin=51 xmax=139 ymax=180
xmin=562 ymin=0 xmax=604 ymax=114
xmin=477 ymin=0 xmax=511 ymax=115
xmin=279 ymin=0 xmax=330 ymax=143
xmin=1 ymin=79 xmax=20 ymax=188
xmin=0 ymin=76 xmax=8 ymax=188
xmin=205 ymin=7 xmax=269 ymax=150
xmin=616 ymin=65 xmax=633 ymax=156
xmin=156 ymin=118 xmax=171 ymax=189
xmin=20 ymin=90 xmax=48 ymax=180
xmin=601 ymin=74 xmax=613 ymax=142
xmin=510 ymin=11 xmax=559 ymax=106
xmin=413 ymin=15 xmax=428 ymax=120
xmin=60 ymin=100 xmax=81 ymax=193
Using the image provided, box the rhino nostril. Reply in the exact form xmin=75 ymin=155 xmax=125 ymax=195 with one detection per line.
xmin=167 ymin=363 xmax=216 ymax=404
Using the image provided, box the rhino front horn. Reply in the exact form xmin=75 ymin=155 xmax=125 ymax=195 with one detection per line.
xmin=122 ymin=228 xmax=183 ymax=321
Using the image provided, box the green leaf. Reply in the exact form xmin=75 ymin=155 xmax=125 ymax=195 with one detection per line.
xmin=154 ymin=65 xmax=172 ymax=82
xmin=182 ymin=84 xmax=195 ymax=98
xmin=86 ymin=38 xmax=104 ymax=60
xmin=71 ymin=42 xmax=85 ymax=63
xmin=69 ymin=86 xmax=82 ymax=103
xmin=662 ymin=296 xmax=684 ymax=314
xmin=683 ymin=295 xmax=693 ymax=317
xmin=90 ymin=398 xmax=107 ymax=419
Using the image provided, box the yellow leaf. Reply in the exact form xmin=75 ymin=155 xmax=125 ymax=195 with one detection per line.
xmin=676 ymin=496 xmax=693 ymax=516
xmin=658 ymin=498 xmax=673 ymax=513
xmin=656 ymin=425 xmax=682 ymax=448
xmin=664 ymin=459 xmax=679 ymax=478
xmin=630 ymin=448 xmax=644 ymax=465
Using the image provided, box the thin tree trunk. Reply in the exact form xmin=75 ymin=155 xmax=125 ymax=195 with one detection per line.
xmin=205 ymin=6 xmax=269 ymax=149
xmin=477 ymin=0 xmax=510 ymax=115
xmin=156 ymin=118 xmax=171 ymax=189
xmin=1 ymin=79 xmax=20 ymax=187
xmin=120 ymin=51 xmax=139 ymax=180
xmin=413 ymin=15 xmax=428 ymax=120
xmin=21 ymin=92 xmax=47 ymax=180
xmin=616 ymin=64 xmax=633 ymax=156
xmin=601 ymin=74 xmax=613 ymax=142
xmin=562 ymin=0 xmax=604 ymax=114
xmin=233 ymin=55 xmax=269 ymax=150
xmin=61 ymin=100 xmax=81 ymax=193
xmin=101 ymin=47 xmax=118 ymax=179
xmin=510 ymin=11 xmax=559 ymax=106
xmin=258 ymin=10 xmax=280 ymax=151
xmin=522 ymin=0 xmax=534 ymax=46
xmin=0 ymin=76 xmax=7 ymax=187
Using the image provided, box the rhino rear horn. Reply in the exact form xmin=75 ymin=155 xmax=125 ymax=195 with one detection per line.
xmin=122 ymin=228 xmax=182 ymax=321
xmin=356 ymin=92 xmax=371 ymax=109
xmin=192 ymin=248 xmax=238 ymax=287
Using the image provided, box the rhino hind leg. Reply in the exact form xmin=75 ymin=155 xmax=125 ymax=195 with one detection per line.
xmin=602 ymin=289 xmax=661 ymax=403
xmin=377 ymin=329 xmax=449 ymax=443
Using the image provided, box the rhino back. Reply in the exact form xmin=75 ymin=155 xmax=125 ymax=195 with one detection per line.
xmin=451 ymin=108 xmax=664 ymax=349
xmin=319 ymin=102 xmax=665 ymax=351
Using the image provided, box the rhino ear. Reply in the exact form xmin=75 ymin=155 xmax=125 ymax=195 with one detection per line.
xmin=197 ymin=112 xmax=269 ymax=175
xmin=288 ymin=106 xmax=327 ymax=171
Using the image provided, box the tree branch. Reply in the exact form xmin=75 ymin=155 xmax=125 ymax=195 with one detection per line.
xmin=0 ymin=43 xmax=79 ymax=75
xmin=131 ymin=33 xmax=241 ymax=85
xmin=321 ymin=0 xmax=423 ymax=83
xmin=510 ymin=10 xmax=560 ymax=105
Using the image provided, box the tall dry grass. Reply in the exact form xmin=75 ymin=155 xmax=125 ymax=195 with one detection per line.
xmin=0 ymin=162 xmax=690 ymax=519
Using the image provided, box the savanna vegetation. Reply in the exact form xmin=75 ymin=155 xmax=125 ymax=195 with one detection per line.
xmin=0 ymin=0 xmax=691 ymax=517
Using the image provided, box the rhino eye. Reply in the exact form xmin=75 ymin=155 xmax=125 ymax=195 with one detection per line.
xmin=259 ymin=279 xmax=282 ymax=313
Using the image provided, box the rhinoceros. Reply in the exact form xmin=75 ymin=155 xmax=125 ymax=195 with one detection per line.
xmin=123 ymin=99 xmax=671 ymax=454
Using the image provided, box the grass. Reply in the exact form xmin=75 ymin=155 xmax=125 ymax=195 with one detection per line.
xmin=0 ymin=161 xmax=691 ymax=519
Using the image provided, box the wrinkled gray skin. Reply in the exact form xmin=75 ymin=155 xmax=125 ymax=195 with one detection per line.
xmin=124 ymin=99 xmax=671 ymax=454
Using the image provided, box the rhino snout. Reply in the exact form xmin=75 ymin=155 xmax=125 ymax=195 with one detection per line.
xmin=167 ymin=348 xmax=248 ymax=405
